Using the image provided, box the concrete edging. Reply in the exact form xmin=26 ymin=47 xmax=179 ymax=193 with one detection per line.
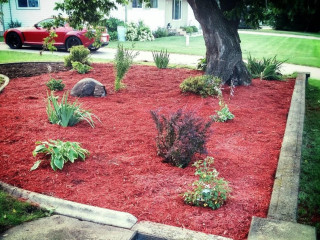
xmin=248 ymin=73 xmax=316 ymax=239
xmin=0 ymin=181 xmax=137 ymax=229
xmin=0 ymin=74 xmax=9 ymax=93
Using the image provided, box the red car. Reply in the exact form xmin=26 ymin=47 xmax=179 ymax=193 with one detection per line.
xmin=4 ymin=18 xmax=110 ymax=51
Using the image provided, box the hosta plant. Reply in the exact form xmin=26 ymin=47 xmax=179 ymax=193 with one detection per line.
xmin=183 ymin=157 xmax=231 ymax=210
xmin=47 ymin=91 xmax=97 ymax=127
xmin=211 ymin=97 xmax=234 ymax=122
xmin=31 ymin=140 xmax=89 ymax=171
xmin=150 ymin=109 xmax=212 ymax=168
xmin=152 ymin=49 xmax=170 ymax=69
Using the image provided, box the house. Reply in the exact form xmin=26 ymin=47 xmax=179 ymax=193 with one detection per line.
xmin=0 ymin=0 xmax=200 ymax=35
xmin=110 ymin=0 xmax=200 ymax=31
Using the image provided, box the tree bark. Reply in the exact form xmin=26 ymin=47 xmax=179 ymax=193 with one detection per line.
xmin=187 ymin=0 xmax=251 ymax=86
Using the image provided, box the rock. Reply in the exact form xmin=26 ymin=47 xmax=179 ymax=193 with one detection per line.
xmin=71 ymin=78 xmax=106 ymax=97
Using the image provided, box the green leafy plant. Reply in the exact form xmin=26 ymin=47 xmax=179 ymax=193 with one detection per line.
xmin=152 ymin=27 xmax=169 ymax=38
xmin=126 ymin=21 xmax=154 ymax=42
xmin=211 ymin=96 xmax=234 ymax=122
xmin=71 ymin=61 xmax=93 ymax=74
xmin=31 ymin=140 xmax=89 ymax=171
xmin=181 ymin=25 xmax=198 ymax=34
xmin=183 ymin=156 xmax=231 ymax=210
xmin=64 ymin=45 xmax=91 ymax=67
xmin=246 ymin=54 xmax=286 ymax=80
xmin=152 ymin=49 xmax=170 ymax=69
xmin=46 ymin=78 xmax=65 ymax=91
xmin=197 ymin=57 xmax=207 ymax=71
xmin=46 ymin=91 xmax=97 ymax=127
xmin=150 ymin=109 xmax=212 ymax=168
xmin=180 ymin=75 xmax=221 ymax=98
xmin=114 ymin=44 xmax=139 ymax=91
xmin=105 ymin=17 xmax=125 ymax=41
xmin=8 ymin=20 xmax=21 ymax=28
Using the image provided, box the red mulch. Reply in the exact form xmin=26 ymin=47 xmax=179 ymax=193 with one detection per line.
xmin=0 ymin=63 xmax=295 ymax=240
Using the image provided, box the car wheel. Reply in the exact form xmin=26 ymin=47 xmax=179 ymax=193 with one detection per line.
xmin=65 ymin=36 xmax=82 ymax=51
xmin=6 ymin=32 xmax=22 ymax=49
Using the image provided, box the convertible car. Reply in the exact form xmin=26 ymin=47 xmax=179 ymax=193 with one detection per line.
xmin=4 ymin=18 xmax=110 ymax=51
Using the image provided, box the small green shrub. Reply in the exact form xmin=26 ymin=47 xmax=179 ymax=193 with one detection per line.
xmin=46 ymin=91 xmax=97 ymax=127
xmin=8 ymin=20 xmax=21 ymax=28
xmin=197 ymin=57 xmax=207 ymax=71
xmin=64 ymin=45 xmax=91 ymax=67
xmin=181 ymin=25 xmax=198 ymax=34
xmin=180 ymin=75 xmax=221 ymax=98
xmin=246 ymin=54 xmax=285 ymax=80
xmin=150 ymin=109 xmax=212 ymax=168
xmin=126 ymin=21 xmax=154 ymax=42
xmin=152 ymin=49 xmax=170 ymax=69
xmin=153 ymin=27 xmax=169 ymax=38
xmin=106 ymin=17 xmax=125 ymax=41
xmin=46 ymin=78 xmax=65 ymax=91
xmin=114 ymin=44 xmax=139 ymax=91
xmin=31 ymin=140 xmax=89 ymax=171
xmin=183 ymin=156 xmax=231 ymax=210
xmin=71 ymin=61 xmax=93 ymax=74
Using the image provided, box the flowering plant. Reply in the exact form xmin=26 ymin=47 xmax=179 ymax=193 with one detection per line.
xmin=183 ymin=157 xmax=231 ymax=210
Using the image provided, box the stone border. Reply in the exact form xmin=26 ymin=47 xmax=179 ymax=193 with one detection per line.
xmin=248 ymin=73 xmax=316 ymax=239
xmin=0 ymin=74 xmax=9 ymax=93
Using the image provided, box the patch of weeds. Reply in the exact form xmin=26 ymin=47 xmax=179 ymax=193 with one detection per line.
xmin=298 ymin=79 xmax=320 ymax=238
xmin=0 ymin=190 xmax=48 ymax=233
xmin=183 ymin=156 xmax=231 ymax=210
xmin=150 ymin=109 xmax=212 ymax=168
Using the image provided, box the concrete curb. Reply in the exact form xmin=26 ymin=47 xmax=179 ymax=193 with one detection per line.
xmin=248 ymin=73 xmax=316 ymax=239
xmin=0 ymin=181 xmax=137 ymax=229
xmin=0 ymin=74 xmax=9 ymax=93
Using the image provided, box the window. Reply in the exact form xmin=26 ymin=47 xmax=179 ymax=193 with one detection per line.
xmin=17 ymin=0 xmax=39 ymax=8
xmin=172 ymin=0 xmax=181 ymax=20
xmin=132 ymin=0 xmax=142 ymax=8
xmin=150 ymin=0 xmax=158 ymax=8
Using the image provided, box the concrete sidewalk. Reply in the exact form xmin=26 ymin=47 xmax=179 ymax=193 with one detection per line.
xmin=1 ymin=42 xmax=320 ymax=79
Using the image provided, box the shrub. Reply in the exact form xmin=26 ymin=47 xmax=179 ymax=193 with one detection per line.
xmin=46 ymin=78 xmax=65 ymax=91
xmin=152 ymin=49 xmax=170 ymax=69
xmin=114 ymin=44 xmax=139 ymax=91
xmin=180 ymin=75 xmax=221 ymax=98
xmin=31 ymin=140 xmax=89 ymax=171
xmin=106 ymin=17 xmax=125 ymax=41
xmin=46 ymin=91 xmax=97 ymax=127
xmin=150 ymin=109 xmax=212 ymax=168
xmin=64 ymin=45 xmax=91 ymax=67
xmin=8 ymin=20 xmax=21 ymax=28
xmin=71 ymin=61 xmax=93 ymax=74
xmin=126 ymin=21 xmax=154 ymax=42
xmin=246 ymin=54 xmax=285 ymax=80
xmin=197 ymin=57 xmax=207 ymax=71
xmin=181 ymin=25 xmax=198 ymax=34
xmin=153 ymin=27 xmax=169 ymax=38
xmin=183 ymin=157 xmax=231 ymax=210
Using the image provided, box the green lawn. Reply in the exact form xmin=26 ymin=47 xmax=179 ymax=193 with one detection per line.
xmin=298 ymin=79 xmax=320 ymax=238
xmin=0 ymin=190 xmax=48 ymax=233
xmin=0 ymin=51 xmax=62 ymax=63
xmin=240 ymin=29 xmax=320 ymax=38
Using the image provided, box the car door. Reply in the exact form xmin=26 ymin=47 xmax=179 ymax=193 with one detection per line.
xmin=22 ymin=19 xmax=51 ymax=45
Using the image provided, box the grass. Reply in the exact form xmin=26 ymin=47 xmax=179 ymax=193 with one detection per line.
xmin=240 ymin=28 xmax=320 ymax=38
xmin=0 ymin=190 xmax=48 ymax=233
xmin=108 ymin=33 xmax=320 ymax=67
xmin=0 ymin=51 xmax=62 ymax=63
xmin=298 ymin=78 xmax=320 ymax=238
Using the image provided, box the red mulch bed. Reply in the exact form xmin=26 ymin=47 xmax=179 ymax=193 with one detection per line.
xmin=0 ymin=63 xmax=295 ymax=240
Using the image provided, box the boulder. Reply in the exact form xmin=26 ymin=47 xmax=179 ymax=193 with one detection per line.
xmin=71 ymin=78 xmax=106 ymax=97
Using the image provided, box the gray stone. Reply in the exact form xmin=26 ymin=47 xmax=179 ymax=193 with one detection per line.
xmin=248 ymin=217 xmax=316 ymax=240
xmin=71 ymin=78 xmax=106 ymax=97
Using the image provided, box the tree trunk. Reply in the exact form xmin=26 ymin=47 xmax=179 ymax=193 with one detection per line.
xmin=187 ymin=0 xmax=251 ymax=86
